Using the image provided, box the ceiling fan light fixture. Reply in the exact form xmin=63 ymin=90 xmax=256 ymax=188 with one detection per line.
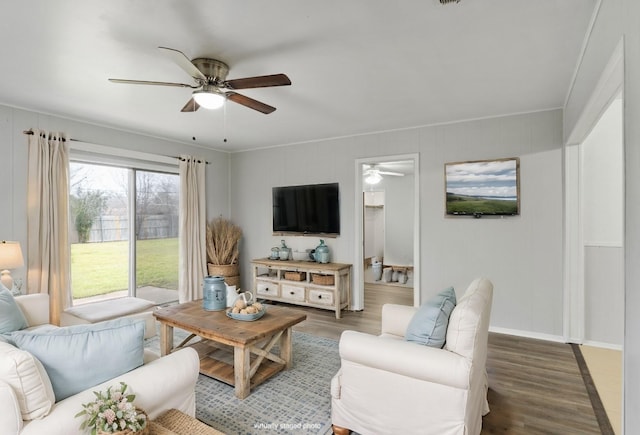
xmin=192 ymin=86 xmax=226 ymax=109
xmin=365 ymin=171 xmax=382 ymax=185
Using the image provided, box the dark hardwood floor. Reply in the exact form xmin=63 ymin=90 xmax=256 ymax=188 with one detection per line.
xmin=283 ymin=282 xmax=603 ymax=434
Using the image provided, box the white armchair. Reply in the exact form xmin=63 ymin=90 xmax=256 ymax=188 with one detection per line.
xmin=331 ymin=278 xmax=493 ymax=435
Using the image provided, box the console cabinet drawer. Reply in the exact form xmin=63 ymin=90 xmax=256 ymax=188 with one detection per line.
xmin=308 ymin=289 xmax=334 ymax=306
xmin=281 ymin=284 xmax=305 ymax=302
xmin=256 ymin=281 xmax=279 ymax=297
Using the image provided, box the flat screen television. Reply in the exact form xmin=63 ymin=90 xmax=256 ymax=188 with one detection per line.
xmin=445 ymin=157 xmax=520 ymax=217
xmin=272 ymin=183 xmax=340 ymax=235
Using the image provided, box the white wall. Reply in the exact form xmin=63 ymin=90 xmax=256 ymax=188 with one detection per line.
xmin=0 ymin=104 xmax=230 ymax=287
xmin=382 ymin=173 xmax=414 ymax=267
xmin=563 ymin=0 xmax=640 ymax=430
xmin=231 ymin=109 xmax=564 ymax=338
xmin=363 ymin=191 xmax=384 ymax=260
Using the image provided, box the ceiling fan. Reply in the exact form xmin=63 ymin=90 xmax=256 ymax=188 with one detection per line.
xmin=109 ymin=47 xmax=291 ymax=114
xmin=363 ymin=164 xmax=405 ymax=184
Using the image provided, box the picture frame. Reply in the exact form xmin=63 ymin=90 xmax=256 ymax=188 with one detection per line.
xmin=444 ymin=157 xmax=520 ymax=217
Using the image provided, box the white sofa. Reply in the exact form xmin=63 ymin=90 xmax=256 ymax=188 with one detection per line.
xmin=331 ymin=277 xmax=493 ymax=435
xmin=1 ymin=294 xmax=200 ymax=435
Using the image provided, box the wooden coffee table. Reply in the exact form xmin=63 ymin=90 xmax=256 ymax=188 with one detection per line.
xmin=153 ymin=301 xmax=306 ymax=399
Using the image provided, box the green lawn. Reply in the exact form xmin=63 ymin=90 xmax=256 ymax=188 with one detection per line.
xmin=71 ymin=238 xmax=178 ymax=299
xmin=446 ymin=192 xmax=519 ymax=215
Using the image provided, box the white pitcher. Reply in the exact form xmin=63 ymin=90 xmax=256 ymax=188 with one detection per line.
xmin=225 ymin=285 xmax=238 ymax=308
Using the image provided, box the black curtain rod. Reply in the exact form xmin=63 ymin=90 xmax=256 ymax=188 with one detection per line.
xmin=23 ymin=129 xmax=75 ymax=142
xmin=177 ymin=156 xmax=210 ymax=165
xmin=24 ymin=129 xmax=209 ymax=164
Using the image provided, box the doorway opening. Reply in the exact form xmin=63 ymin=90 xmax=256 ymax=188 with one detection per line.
xmin=564 ymin=38 xmax=624 ymax=434
xmin=354 ymin=154 xmax=420 ymax=311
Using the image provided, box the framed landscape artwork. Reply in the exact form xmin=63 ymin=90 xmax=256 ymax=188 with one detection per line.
xmin=444 ymin=157 xmax=520 ymax=217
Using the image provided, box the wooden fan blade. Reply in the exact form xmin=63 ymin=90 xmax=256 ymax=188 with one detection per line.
xmin=227 ymin=92 xmax=276 ymax=114
xmin=224 ymin=73 xmax=291 ymax=90
xmin=181 ymin=98 xmax=200 ymax=112
xmin=109 ymin=78 xmax=197 ymax=88
xmin=158 ymin=46 xmax=206 ymax=81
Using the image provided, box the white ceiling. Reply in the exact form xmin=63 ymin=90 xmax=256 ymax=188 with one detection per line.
xmin=0 ymin=0 xmax=596 ymax=152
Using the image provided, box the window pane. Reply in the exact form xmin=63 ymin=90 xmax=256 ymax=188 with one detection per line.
xmin=69 ymin=162 xmax=129 ymax=304
xmin=135 ymin=170 xmax=179 ymax=305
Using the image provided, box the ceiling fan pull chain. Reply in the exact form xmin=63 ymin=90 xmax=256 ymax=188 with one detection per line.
xmin=223 ymin=101 xmax=228 ymax=143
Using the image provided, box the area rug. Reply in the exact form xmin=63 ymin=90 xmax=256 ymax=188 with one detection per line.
xmin=145 ymin=331 xmax=340 ymax=434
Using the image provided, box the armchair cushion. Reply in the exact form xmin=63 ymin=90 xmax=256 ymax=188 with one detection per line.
xmin=339 ymin=330 xmax=471 ymax=389
xmin=0 ymin=342 xmax=55 ymax=421
xmin=12 ymin=318 xmax=145 ymax=401
xmin=381 ymin=304 xmax=417 ymax=337
xmin=405 ymin=286 xmax=456 ymax=348
xmin=0 ymin=288 xmax=28 ymax=334
xmin=445 ymin=278 xmax=493 ymax=360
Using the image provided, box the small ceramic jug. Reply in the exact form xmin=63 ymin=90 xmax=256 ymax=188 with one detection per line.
xmin=203 ymin=275 xmax=226 ymax=311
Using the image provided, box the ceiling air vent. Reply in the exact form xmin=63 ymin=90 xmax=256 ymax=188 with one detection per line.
xmin=440 ymin=0 xmax=460 ymax=4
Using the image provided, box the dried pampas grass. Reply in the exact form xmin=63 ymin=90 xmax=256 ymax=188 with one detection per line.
xmin=206 ymin=217 xmax=242 ymax=265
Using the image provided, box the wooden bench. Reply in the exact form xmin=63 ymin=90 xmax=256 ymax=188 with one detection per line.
xmin=61 ymin=297 xmax=157 ymax=338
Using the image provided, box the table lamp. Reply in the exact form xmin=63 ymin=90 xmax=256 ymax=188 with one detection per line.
xmin=0 ymin=241 xmax=24 ymax=295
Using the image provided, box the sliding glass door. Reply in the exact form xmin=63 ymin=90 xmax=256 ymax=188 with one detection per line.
xmin=69 ymin=162 xmax=179 ymax=305
xmin=134 ymin=170 xmax=179 ymax=304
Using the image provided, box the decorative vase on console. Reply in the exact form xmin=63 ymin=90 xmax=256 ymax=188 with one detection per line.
xmin=313 ymin=239 xmax=330 ymax=263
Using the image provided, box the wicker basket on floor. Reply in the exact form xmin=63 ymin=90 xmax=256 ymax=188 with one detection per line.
xmin=152 ymin=409 xmax=224 ymax=435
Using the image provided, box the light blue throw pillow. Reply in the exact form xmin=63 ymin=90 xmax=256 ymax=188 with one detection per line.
xmin=12 ymin=318 xmax=145 ymax=401
xmin=0 ymin=287 xmax=28 ymax=334
xmin=405 ymin=286 xmax=457 ymax=348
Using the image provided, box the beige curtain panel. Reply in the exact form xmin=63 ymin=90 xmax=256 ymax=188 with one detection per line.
xmin=178 ymin=156 xmax=207 ymax=303
xmin=27 ymin=129 xmax=71 ymax=325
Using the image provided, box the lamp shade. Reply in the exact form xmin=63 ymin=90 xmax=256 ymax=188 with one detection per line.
xmin=193 ymin=86 xmax=226 ymax=109
xmin=0 ymin=241 xmax=24 ymax=270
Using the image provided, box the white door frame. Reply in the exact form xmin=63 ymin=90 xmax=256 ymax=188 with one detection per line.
xmin=353 ymin=153 xmax=420 ymax=311
xmin=563 ymin=38 xmax=623 ymax=343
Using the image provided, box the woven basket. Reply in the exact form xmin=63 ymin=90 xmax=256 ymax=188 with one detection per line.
xmin=97 ymin=408 xmax=149 ymax=435
xmin=311 ymin=273 xmax=334 ymax=286
xmin=284 ymin=271 xmax=306 ymax=281
xmin=208 ymin=263 xmax=240 ymax=288
xmin=207 ymin=263 xmax=239 ymax=277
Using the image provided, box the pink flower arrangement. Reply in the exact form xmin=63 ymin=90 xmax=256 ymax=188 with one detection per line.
xmin=76 ymin=382 xmax=147 ymax=434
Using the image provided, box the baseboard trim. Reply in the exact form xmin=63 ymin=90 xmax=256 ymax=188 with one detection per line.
xmin=480 ymin=326 xmax=622 ymax=349
xmin=489 ymin=326 xmax=566 ymax=343
xmin=582 ymin=340 xmax=623 ymax=351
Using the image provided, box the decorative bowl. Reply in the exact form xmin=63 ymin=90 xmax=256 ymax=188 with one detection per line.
xmin=226 ymin=306 xmax=266 ymax=322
